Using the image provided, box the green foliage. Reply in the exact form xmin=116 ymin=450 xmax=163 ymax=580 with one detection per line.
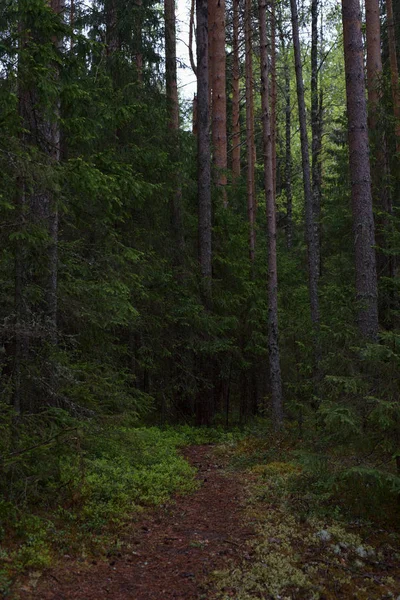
xmin=0 ymin=420 xmax=197 ymax=589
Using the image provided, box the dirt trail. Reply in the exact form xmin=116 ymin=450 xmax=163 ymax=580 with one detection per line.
xmin=22 ymin=445 xmax=251 ymax=599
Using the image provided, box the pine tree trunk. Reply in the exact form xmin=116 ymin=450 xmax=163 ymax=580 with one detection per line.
xmin=210 ymin=0 xmax=228 ymax=205
xmin=387 ymin=0 xmax=400 ymax=149
xmin=134 ymin=0 xmax=143 ymax=82
xmin=366 ymin=0 xmax=392 ymax=288
xmin=245 ymin=0 xmax=256 ymax=263
xmin=105 ymin=0 xmax=119 ymax=56
xmin=311 ymin=0 xmax=321 ymax=276
xmin=165 ymin=0 xmax=185 ymax=259
xmin=270 ymin=0 xmax=277 ymax=197
xmin=197 ymin=0 xmax=212 ymax=305
xmin=232 ymin=0 xmax=241 ymax=180
xmin=283 ymin=41 xmax=293 ymax=250
xmin=341 ymin=0 xmax=379 ymax=340
xmin=290 ymin=0 xmax=320 ymax=327
xmin=259 ymin=0 xmax=283 ymax=430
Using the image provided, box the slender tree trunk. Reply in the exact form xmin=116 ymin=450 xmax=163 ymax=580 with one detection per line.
xmin=165 ymin=0 xmax=185 ymax=258
xmin=341 ymin=0 xmax=379 ymax=340
xmin=387 ymin=0 xmax=400 ymax=150
xmin=105 ymin=0 xmax=119 ymax=56
xmin=245 ymin=0 xmax=256 ymax=263
xmin=290 ymin=0 xmax=320 ymax=327
xmin=209 ymin=0 xmax=228 ymax=205
xmin=193 ymin=93 xmax=198 ymax=134
xmin=270 ymin=0 xmax=277 ymax=197
xmin=135 ymin=0 xmax=143 ymax=82
xmin=311 ymin=0 xmax=321 ymax=276
xmin=366 ymin=0 xmax=392 ymax=287
xmin=283 ymin=39 xmax=293 ymax=249
xmin=232 ymin=0 xmax=241 ymax=180
xmin=259 ymin=0 xmax=283 ymax=430
xmin=189 ymin=0 xmax=197 ymax=75
xmin=197 ymin=0 xmax=212 ymax=304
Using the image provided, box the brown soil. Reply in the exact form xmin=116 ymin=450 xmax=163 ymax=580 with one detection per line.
xmin=19 ymin=445 xmax=252 ymax=599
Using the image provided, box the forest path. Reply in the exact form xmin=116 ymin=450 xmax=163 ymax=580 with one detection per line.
xmin=23 ymin=445 xmax=251 ymax=599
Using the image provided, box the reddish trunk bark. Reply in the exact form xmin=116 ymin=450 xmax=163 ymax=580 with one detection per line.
xmin=210 ymin=0 xmax=228 ymax=205
xmin=387 ymin=0 xmax=400 ymax=149
xmin=341 ymin=0 xmax=379 ymax=340
xmin=259 ymin=0 xmax=283 ymax=430
xmin=197 ymin=0 xmax=212 ymax=304
xmin=245 ymin=0 xmax=256 ymax=263
xmin=232 ymin=0 xmax=241 ymax=180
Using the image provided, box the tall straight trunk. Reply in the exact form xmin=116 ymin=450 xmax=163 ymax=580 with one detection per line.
xmin=134 ymin=0 xmax=143 ymax=82
xmin=165 ymin=0 xmax=185 ymax=257
xmin=341 ymin=0 xmax=379 ymax=340
xmin=232 ymin=0 xmax=241 ymax=180
xmin=270 ymin=0 xmax=277 ymax=197
xmin=259 ymin=0 xmax=283 ymax=430
xmin=245 ymin=0 xmax=256 ymax=263
xmin=105 ymin=0 xmax=119 ymax=56
xmin=366 ymin=0 xmax=391 ymax=284
xmin=189 ymin=0 xmax=197 ymax=75
xmin=387 ymin=0 xmax=400 ymax=149
xmin=197 ymin=0 xmax=212 ymax=304
xmin=290 ymin=0 xmax=320 ymax=327
xmin=311 ymin=0 xmax=321 ymax=276
xmin=209 ymin=0 xmax=228 ymax=204
xmin=283 ymin=40 xmax=293 ymax=249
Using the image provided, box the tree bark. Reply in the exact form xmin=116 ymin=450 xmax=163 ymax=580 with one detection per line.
xmin=311 ymin=0 xmax=321 ymax=276
xmin=210 ymin=0 xmax=228 ymax=205
xmin=283 ymin=37 xmax=293 ymax=250
xmin=189 ymin=0 xmax=197 ymax=75
xmin=366 ymin=0 xmax=392 ymax=288
xmin=387 ymin=0 xmax=400 ymax=150
xmin=245 ymin=0 xmax=256 ymax=263
xmin=270 ymin=0 xmax=277 ymax=197
xmin=165 ymin=0 xmax=185 ymax=259
xmin=341 ymin=0 xmax=379 ymax=340
xmin=290 ymin=0 xmax=320 ymax=328
xmin=259 ymin=0 xmax=283 ymax=430
xmin=232 ymin=0 xmax=241 ymax=180
xmin=197 ymin=0 xmax=212 ymax=305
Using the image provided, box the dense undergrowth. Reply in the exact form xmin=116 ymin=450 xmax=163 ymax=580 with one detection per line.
xmin=215 ymin=430 xmax=400 ymax=599
xmin=0 ymin=414 xmax=239 ymax=596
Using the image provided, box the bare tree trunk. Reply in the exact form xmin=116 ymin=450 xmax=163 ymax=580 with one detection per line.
xmin=210 ymin=0 xmax=228 ymax=205
xmin=245 ymin=0 xmax=256 ymax=263
xmin=366 ymin=0 xmax=392 ymax=289
xmin=283 ymin=39 xmax=293 ymax=250
xmin=387 ymin=0 xmax=400 ymax=150
xmin=134 ymin=0 xmax=143 ymax=82
xmin=341 ymin=0 xmax=379 ymax=340
xmin=105 ymin=0 xmax=119 ymax=56
xmin=270 ymin=0 xmax=277 ymax=197
xmin=232 ymin=0 xmax=241 ymax=180
xmin=189 ymin=0 xmax=197 ymax=75
xmin=165 ymin=0 xmax=185 ymax=258
xmin=259 ymin=0 xmax=283 ymax=430
xmin=290 ymin=0 xmax=320 ymax=328
xmin=197 ymin=0 xmax=212 ymax=305
xmin=193 ymin=93 xmax=198 ymax=134
xmin=311 ymin=0 xmax=321 ymax=276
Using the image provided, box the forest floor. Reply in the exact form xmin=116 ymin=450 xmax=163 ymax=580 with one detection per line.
xmin=15 ymin=443 xmax=400 ymax=600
